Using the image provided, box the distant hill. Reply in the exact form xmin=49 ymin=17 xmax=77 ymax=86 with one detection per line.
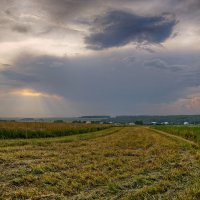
xmin=80 ymin=116 xmax=110 ymax=119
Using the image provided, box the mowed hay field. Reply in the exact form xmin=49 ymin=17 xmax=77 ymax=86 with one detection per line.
xmin=0 ymin=127 xmax=200 ymax=200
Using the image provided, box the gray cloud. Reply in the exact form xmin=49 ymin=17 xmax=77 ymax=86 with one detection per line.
xmin=0 ymin=0 xmax=200 ymax=116
xmin=1 ymin=52 xmax=199 ymax=115
xmin=34 ymin=0 xmax=97 ymax=23
xmin=0 ymin=0 xmax=83 ymax=42
xmin=12 ymin=25 xmax=31 ymax=34
xmin=85 ymin=10 xmax=177 ymax=50
xmin=144 ymin=58 xmax=185 ymax=72
xmin=172 ymin=0 xmax=200 ymax=13
xmin=34 ymin=0 xmax=144 ymax=23
xmin=0 ymin=0 xmax=196 ymax=46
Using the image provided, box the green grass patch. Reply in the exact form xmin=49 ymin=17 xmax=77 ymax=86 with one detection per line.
xmin=153 ymin=125 xmax=200 ymax=145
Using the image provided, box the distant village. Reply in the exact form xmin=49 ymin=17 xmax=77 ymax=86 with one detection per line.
xmin=0 ymin=115 xmax=198 ymax=126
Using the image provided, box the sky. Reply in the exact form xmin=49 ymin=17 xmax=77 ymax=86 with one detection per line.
xmin=0 ymin=0 xmax=200 ymax=117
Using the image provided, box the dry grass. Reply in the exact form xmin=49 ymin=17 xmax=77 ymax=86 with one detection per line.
xmin=0 ymin=127 xmax=200 ymax=199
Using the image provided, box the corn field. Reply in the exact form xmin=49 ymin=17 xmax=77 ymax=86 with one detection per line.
xmin=0 ymin=122 xmax=110 ymax=139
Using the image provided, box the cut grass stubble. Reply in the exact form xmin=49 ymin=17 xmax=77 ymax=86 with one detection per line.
xmin=0 ymin=127 xmax=200 ymax=199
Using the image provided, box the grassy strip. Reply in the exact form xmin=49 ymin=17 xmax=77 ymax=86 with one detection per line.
xmin=0 ymin=127 xmax=121 ymax=147
xmin=152 ymin=125 xmax=200 ymax=145
xmin=148 ymin=127 xmax=199 ymax=149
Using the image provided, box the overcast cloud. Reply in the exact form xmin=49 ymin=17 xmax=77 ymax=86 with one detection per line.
xmin=0 ymin=0 xmax=200 ymax=117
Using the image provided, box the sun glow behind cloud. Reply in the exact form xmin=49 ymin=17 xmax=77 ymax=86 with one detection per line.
xmin=0 ymin=88 xmax=80 ymax=117
xmin=10 ymin=89 xmax=62 ymax=99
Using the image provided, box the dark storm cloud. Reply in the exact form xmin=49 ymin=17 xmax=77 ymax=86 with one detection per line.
xmin=1 ymin=52 xmax=199 ymax=115
xmin=13 ymin=0 xmax=200 ymax=25
xmin=85 ymin=10 xmax=177 ymax=50
xmin=1 ymin=55 xmax=69 ymax=89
